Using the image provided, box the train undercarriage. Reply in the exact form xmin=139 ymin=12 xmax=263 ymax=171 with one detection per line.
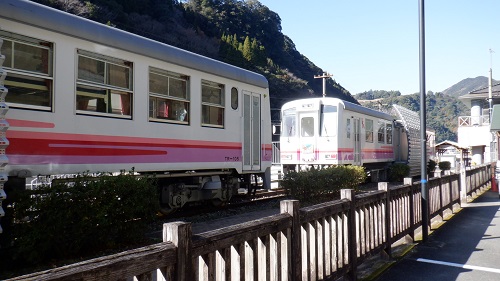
xmin=7 ymin=169 xmax=268 ymax=216
xmin=157 ymin=170 xmax=266 ymax=215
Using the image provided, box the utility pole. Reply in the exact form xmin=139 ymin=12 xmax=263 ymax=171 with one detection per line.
xmin=489 ymin=48 xmax=494 ymax=119
xmin=419 ymin=0 xmax=429 ymax=242
xmin=314 ymin=72 xmax=333 ymax=97
xmin=489 ymin=49 xmax=496 ymax=162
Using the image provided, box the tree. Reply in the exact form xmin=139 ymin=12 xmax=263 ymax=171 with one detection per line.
xmin=242 ymin=36 xmax=252 ymax=61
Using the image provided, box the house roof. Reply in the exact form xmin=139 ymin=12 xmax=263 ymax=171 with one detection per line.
xmin=435 ymin=140 xmax=468 ymax=150
xmin=459 ymin=83 xmax=500 ymax=101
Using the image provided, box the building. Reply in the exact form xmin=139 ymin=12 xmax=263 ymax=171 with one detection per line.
xmin=490 ymin=104 xmax=500 ymax=155
xmin=457 ymin=82 xmax=500 ymax=165
xmin=435 ymin=140 xmax=468 ymax=171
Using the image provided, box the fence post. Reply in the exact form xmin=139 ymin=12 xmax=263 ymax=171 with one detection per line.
xmin=459 ymin=167 xmax=467 ymax=206
xmin=281 ymin=200 xmax=301 ymax=281
xmin=341 ymin=189 xmax=357 ymax=281
xmin=163 ymin=222 xmax=193 ymax=281
xmin=403 ymin=178 xmax=415 ymax=242
xmin=378 ymin=182 xmax=392 ymax=257
xmin=448 ymin=175 xmax=454 ymax=211
xmin=438 ymin=176 xmax=444 ymax=219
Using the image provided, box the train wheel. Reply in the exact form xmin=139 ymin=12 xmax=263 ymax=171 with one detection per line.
xmin=159 ymin=204 xmax=177 ymax=216
xmin=211 ymin=199 xmax=227 ymax=207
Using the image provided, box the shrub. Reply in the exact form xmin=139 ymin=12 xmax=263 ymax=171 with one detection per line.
xmin=427 ymin=159 xmax=437 ymax=173
xmin=389 ymin=163 xmax=410 ymax=182
xmin=281 ymin=165 xmax=366 ymax=203
xmin=427 ymin=159 xmax=437 ymax=177
xmin=11 ymin=171 xmax=159 ymax=265
xmin=439 ymin=161 xmax=451 ymax=171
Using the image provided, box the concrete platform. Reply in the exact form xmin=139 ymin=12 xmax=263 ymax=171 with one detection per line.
xmin=374 ymin=189 xmax=500 ymax=281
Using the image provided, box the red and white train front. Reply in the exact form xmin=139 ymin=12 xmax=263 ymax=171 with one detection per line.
xmin=280 ymin=98 xmax=396 ymax=172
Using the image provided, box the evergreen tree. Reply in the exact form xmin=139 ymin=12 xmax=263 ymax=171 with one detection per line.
xmin=243 ymin=36 xmax=252 ymax=61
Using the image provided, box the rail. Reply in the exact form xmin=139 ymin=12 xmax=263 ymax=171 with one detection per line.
xmin=8 ymin=164 xmax=492 ymax=281
xmin=458 ymin=115 xmax=490 ymax=127
xmin=272 ymin=141 xmax=280 ymax=165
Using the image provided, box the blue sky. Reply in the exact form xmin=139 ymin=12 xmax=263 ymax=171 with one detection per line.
xmin=258 ymin=0 xmax=500 ymax=95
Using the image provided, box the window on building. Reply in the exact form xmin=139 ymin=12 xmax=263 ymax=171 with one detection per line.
xmin=0 ymin=31 xmax=53 ymax=110
xmin=149 ymin=68 xmax=189 ymax=123
xmin=201 ymin=80 xmax=224 ymax=127
xmin=378 ymin=121 xmax=385 ymax=143
xmin=386 ymin=123 xmax=393 ymax=144
xmin=76 ymin=50 xmax=133 ymax=117
xmin=365 ymin=119 xmax=373 ymax=142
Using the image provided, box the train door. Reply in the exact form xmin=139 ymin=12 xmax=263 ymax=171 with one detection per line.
xmin=353 ymin=118 xmax=362 ymax=165
xmin=298 ymin=112 xmax=317 ymax=164
xmin=243 ymin=91 xmax=261 ymax=171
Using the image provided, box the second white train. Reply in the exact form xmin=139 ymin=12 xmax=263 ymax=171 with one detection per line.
xmin=279 ymin=97 xmax=421 ymax=178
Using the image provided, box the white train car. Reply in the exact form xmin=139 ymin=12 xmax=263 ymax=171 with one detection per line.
xmin=0 ymin=0 xmax=272 ymax=213
xmin=280 ymin=97 xmax=404 ymax=177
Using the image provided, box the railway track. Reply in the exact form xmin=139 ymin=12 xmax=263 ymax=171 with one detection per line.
xmin=155 ymin=181 xmax=393 ymax=231
xmin=158 ymin=188 xmax=287 ymax=221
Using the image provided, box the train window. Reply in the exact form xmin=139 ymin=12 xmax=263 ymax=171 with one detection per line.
xmin=301 ymin=117 xmax=314 ymax=137
xmin=365 ymin=119 xmax=374 ymax=143
xmin=346 ymin=119 xmax=351 ymax=139
xmin=76 ymin=50 xmax=132 ymax=117
xmin=0 ymin=31 xmax=53 ymax=110
xmin=378 ymin=121 xmax=385 ymax=143
xmin=320 ymin=105 xmax=337 ymax=137
xmin=231 ymin=87 xmax=238 ymax=110
xmin=386 ymin=123 xmax=393 ymax=144
xmin=201 ymin=80 xmax=225 ymax=128
xmin=282 ymin=109 xmax=296 ymax=137
xmin=149 ymin=68 xmax=190 ymax=124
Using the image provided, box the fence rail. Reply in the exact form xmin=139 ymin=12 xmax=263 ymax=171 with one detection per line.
xmin=8 ymin=164 xmax=492 ymax=281
xmin=458 ymin=115 xmax=490 ymax=127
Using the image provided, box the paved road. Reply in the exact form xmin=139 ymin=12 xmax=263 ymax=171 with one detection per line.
xmin=375 ymin=190 xmax=500 ymax=281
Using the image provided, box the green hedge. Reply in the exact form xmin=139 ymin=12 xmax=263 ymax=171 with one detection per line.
xmin=439 ymin=161 xmax=451 ymax=171
xmin=388 ymin=163 xmax=410 ymax=182
xmin=428 ymin=159 xmax=437 ymax=174
xmin=11 ymin=171 xmax=159 ymax=265
xmin=282 ymin=165 xmax=366 ymax=203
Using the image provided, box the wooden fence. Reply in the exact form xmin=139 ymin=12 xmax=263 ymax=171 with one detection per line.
xmin=8 ymin=164 xmax=492 ymax=281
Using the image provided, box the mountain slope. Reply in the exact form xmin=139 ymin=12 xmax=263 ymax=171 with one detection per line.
xmin=357 ymin=90 xmax=469 ymax=143
xmin=31 ymin=0 xmax=357 ymax=122
xmin=441 ymin=76 xmax=499 ymax=97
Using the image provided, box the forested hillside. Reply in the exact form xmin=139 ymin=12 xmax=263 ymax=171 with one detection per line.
xmin=441 ymin=76 xmax=498 ymax=97
xmin=28 ymin=0 xmax=483 ymax=142
xmin=32 ymin=0 xmax=356 ymax=121
xmin=357 ymin=90 xmax=469 ymax=143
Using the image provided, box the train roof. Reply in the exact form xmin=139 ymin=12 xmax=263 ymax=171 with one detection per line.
xmin=282 ymin=97 xmax=395 ymax=121
xmin=0 ymin=0 xmax=268 ymax=89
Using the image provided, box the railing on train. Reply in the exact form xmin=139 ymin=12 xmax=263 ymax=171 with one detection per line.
xmin=272 ymin=141 xmax=280 ymax=165
xmin=8 ymin=164 xmax=492 ymax=281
